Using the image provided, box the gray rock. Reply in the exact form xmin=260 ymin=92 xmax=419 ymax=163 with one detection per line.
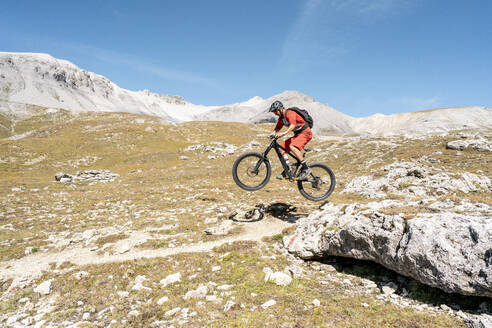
xmin=34 ymin=279 xmax=53 ymax=295
xmin=285 ymin=203 xmax=492 ymax=297
xmin=204 ymin=220 xmax=235 ymax=235
xmin=223 ymin=300 xmax=236 ymax=312
xmin=261 ymin=299 xmax=276 ymax=309
xmin=342 ymin=161 xmax=491 ymax=198
xmin=382 ymin=282 xmax=398 ymax=295
xmin=55 ymin=170 xmax=119 ymax=183
xmin=447 ymin=138 xmax=492 ymax=152
xmin=128 ymin=310 xmax=140 ymax=317
xmin=164 ymin=307 xmax=181 ymax=317
xmin=55 ymin=172 xmax=72 ymax=181
xmin=132 ymin=275 xmax=152 ymax=292
xmin=465 ymin=314 xmax=492 ymax=328
xmin=157 ymin=296 xmax=169 ymax=305
xmin=74 ymin=271 xmax=89 ymax=280
xmin=263 ymin=268 xmax=292 ymax=286
xmin=286 ymin=264 xmax=304 ymax=278
xmin=183 ymin=285 xmax=208 ymax=299
xmin=159 ymin=272 xmax=181 ymax=287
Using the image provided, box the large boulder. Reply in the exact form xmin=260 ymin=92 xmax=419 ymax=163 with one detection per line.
xmin=284 ymin=202 xmax=492 ymax=298
xmin=446 ymin=137 xmax=491 ymax=152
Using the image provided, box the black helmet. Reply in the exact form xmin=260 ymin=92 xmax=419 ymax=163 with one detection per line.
xmin=269 ymin=100 xmax=283 ymax=112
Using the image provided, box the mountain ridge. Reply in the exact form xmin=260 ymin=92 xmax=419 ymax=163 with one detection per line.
xmin=1 ymin=52 xmax=491 ymax=136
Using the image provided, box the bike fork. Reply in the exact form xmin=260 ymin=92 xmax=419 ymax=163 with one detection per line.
xmin=253 ymin=156 xmax=268 ymax=173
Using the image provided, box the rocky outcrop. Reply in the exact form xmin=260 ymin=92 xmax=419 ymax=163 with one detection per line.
xmin=342 ymin=161 xmax=491 ymax=198
xmin=447 ymin=137 xmax=492 ymax=152
xmin=55 ymin=170 xmax=119 ymax=183
xmin=285 ymin=201 xmax=492 ymax=298
xmin=184 ymin=142 xmax=237 ymax=159
xmin=0 ymin=52 xmax=189 ymax=122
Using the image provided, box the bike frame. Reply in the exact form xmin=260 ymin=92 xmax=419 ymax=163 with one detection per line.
xmin=254 ymin=139 xmax=302 ymax=180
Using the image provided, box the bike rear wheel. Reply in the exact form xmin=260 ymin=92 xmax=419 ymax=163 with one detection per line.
xmin=297 ymin=163 xmax=336 ymax=201
xmin=232 ymin=152 xmax=271 ymax=191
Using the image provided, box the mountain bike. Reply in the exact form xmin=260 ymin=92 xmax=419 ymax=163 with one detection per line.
xmin=232 ymin=136 xmax=336 ymax=201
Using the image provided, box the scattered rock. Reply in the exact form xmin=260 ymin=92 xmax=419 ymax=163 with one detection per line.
xmin=205 ymin=220 xmax=235 ymax=235
xmin=217 ymin=284 xmax=234 ymax=291
xmin=128 ymin=310 xmax=140 ymax=317
xmin=381 ymin=285 xmax=396 ymax=295
xmin=21 ymin=317 xmax=34 ymax=326
xmin=381 ymin=282 xmax=398 ymax=295
xmin=263 ymin=268 xmax=292 ymax=286
xmin=312 ymin=299 xmax=321 ymax=307
xmin=157 ymin=296 xmax=169 ymax=305
xmin=165 ymin=307 xmax=181 ymax=317
xmin=206 ymin=295 xmax=223 ymax=303
xmin=74 ymin=271 xmax=89 ymax=280
xmin=184 ymin=285 xmax=208 ymax=300
xmin=223 ymin=300 xmax=236 ymax=312
xmin=261 ymin=299 xmax=276 ymax=309
xmin=440 ymin=304 xmax=451 ymax=311
xmin=55 ymin=170 xmax=119 ymax=183
xmin=185 ymin=142 xmax=237 ymax=157
xmin=132 ymin=275 xmax=152 ymax=292
xmin=160 ymin=272 xmax=181 ymax=287
xmin=34 ymin=279 xmax=53 ymax=295
xmin=204 ymin=217 xmax=218 ymax=224
xmin=342 ymin=161 xmax=491 ymax=198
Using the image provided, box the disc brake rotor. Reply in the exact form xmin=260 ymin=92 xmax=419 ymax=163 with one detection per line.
xmin=247 ymin=166 xmax=259 ymax=177
xmin=311 ymin=176 xmax=322 ymax=190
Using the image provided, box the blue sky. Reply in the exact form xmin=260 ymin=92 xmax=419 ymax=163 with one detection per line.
xmin=1 ymin=0 xmax=491 ymax=117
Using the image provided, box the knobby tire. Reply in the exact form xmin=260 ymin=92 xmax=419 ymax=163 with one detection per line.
xmin=232 ymin=152 xmax=271 ymax=191
xmin=297 ymin=162 xmax=336 ymax=201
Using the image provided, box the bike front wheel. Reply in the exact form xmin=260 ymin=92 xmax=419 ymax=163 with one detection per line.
xmin=232 ymin=152 xmax=271 ymax=191
xmin=297 ymin=163 xmax=336 ymax=201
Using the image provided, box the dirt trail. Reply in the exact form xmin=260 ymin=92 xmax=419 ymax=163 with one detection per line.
xmin=0 ymin=217 xmax=291 ymax=287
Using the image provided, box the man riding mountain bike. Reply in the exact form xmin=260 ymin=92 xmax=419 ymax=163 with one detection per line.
xmin=269 ymin=100 xmax=312 ymax=180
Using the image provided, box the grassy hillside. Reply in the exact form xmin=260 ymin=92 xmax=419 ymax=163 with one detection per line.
xmin=1 ymin=108 xmax=489 ymax=326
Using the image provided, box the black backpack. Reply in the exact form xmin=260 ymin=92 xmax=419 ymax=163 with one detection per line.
xmin=287 ymin=107 xmax=314 ymax=131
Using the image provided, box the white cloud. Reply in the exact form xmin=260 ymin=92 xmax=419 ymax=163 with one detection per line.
xmin=279 ymin=0 xmax=416 ymax=72
xmin=279 ymin=0 xmax=327 ymax=71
